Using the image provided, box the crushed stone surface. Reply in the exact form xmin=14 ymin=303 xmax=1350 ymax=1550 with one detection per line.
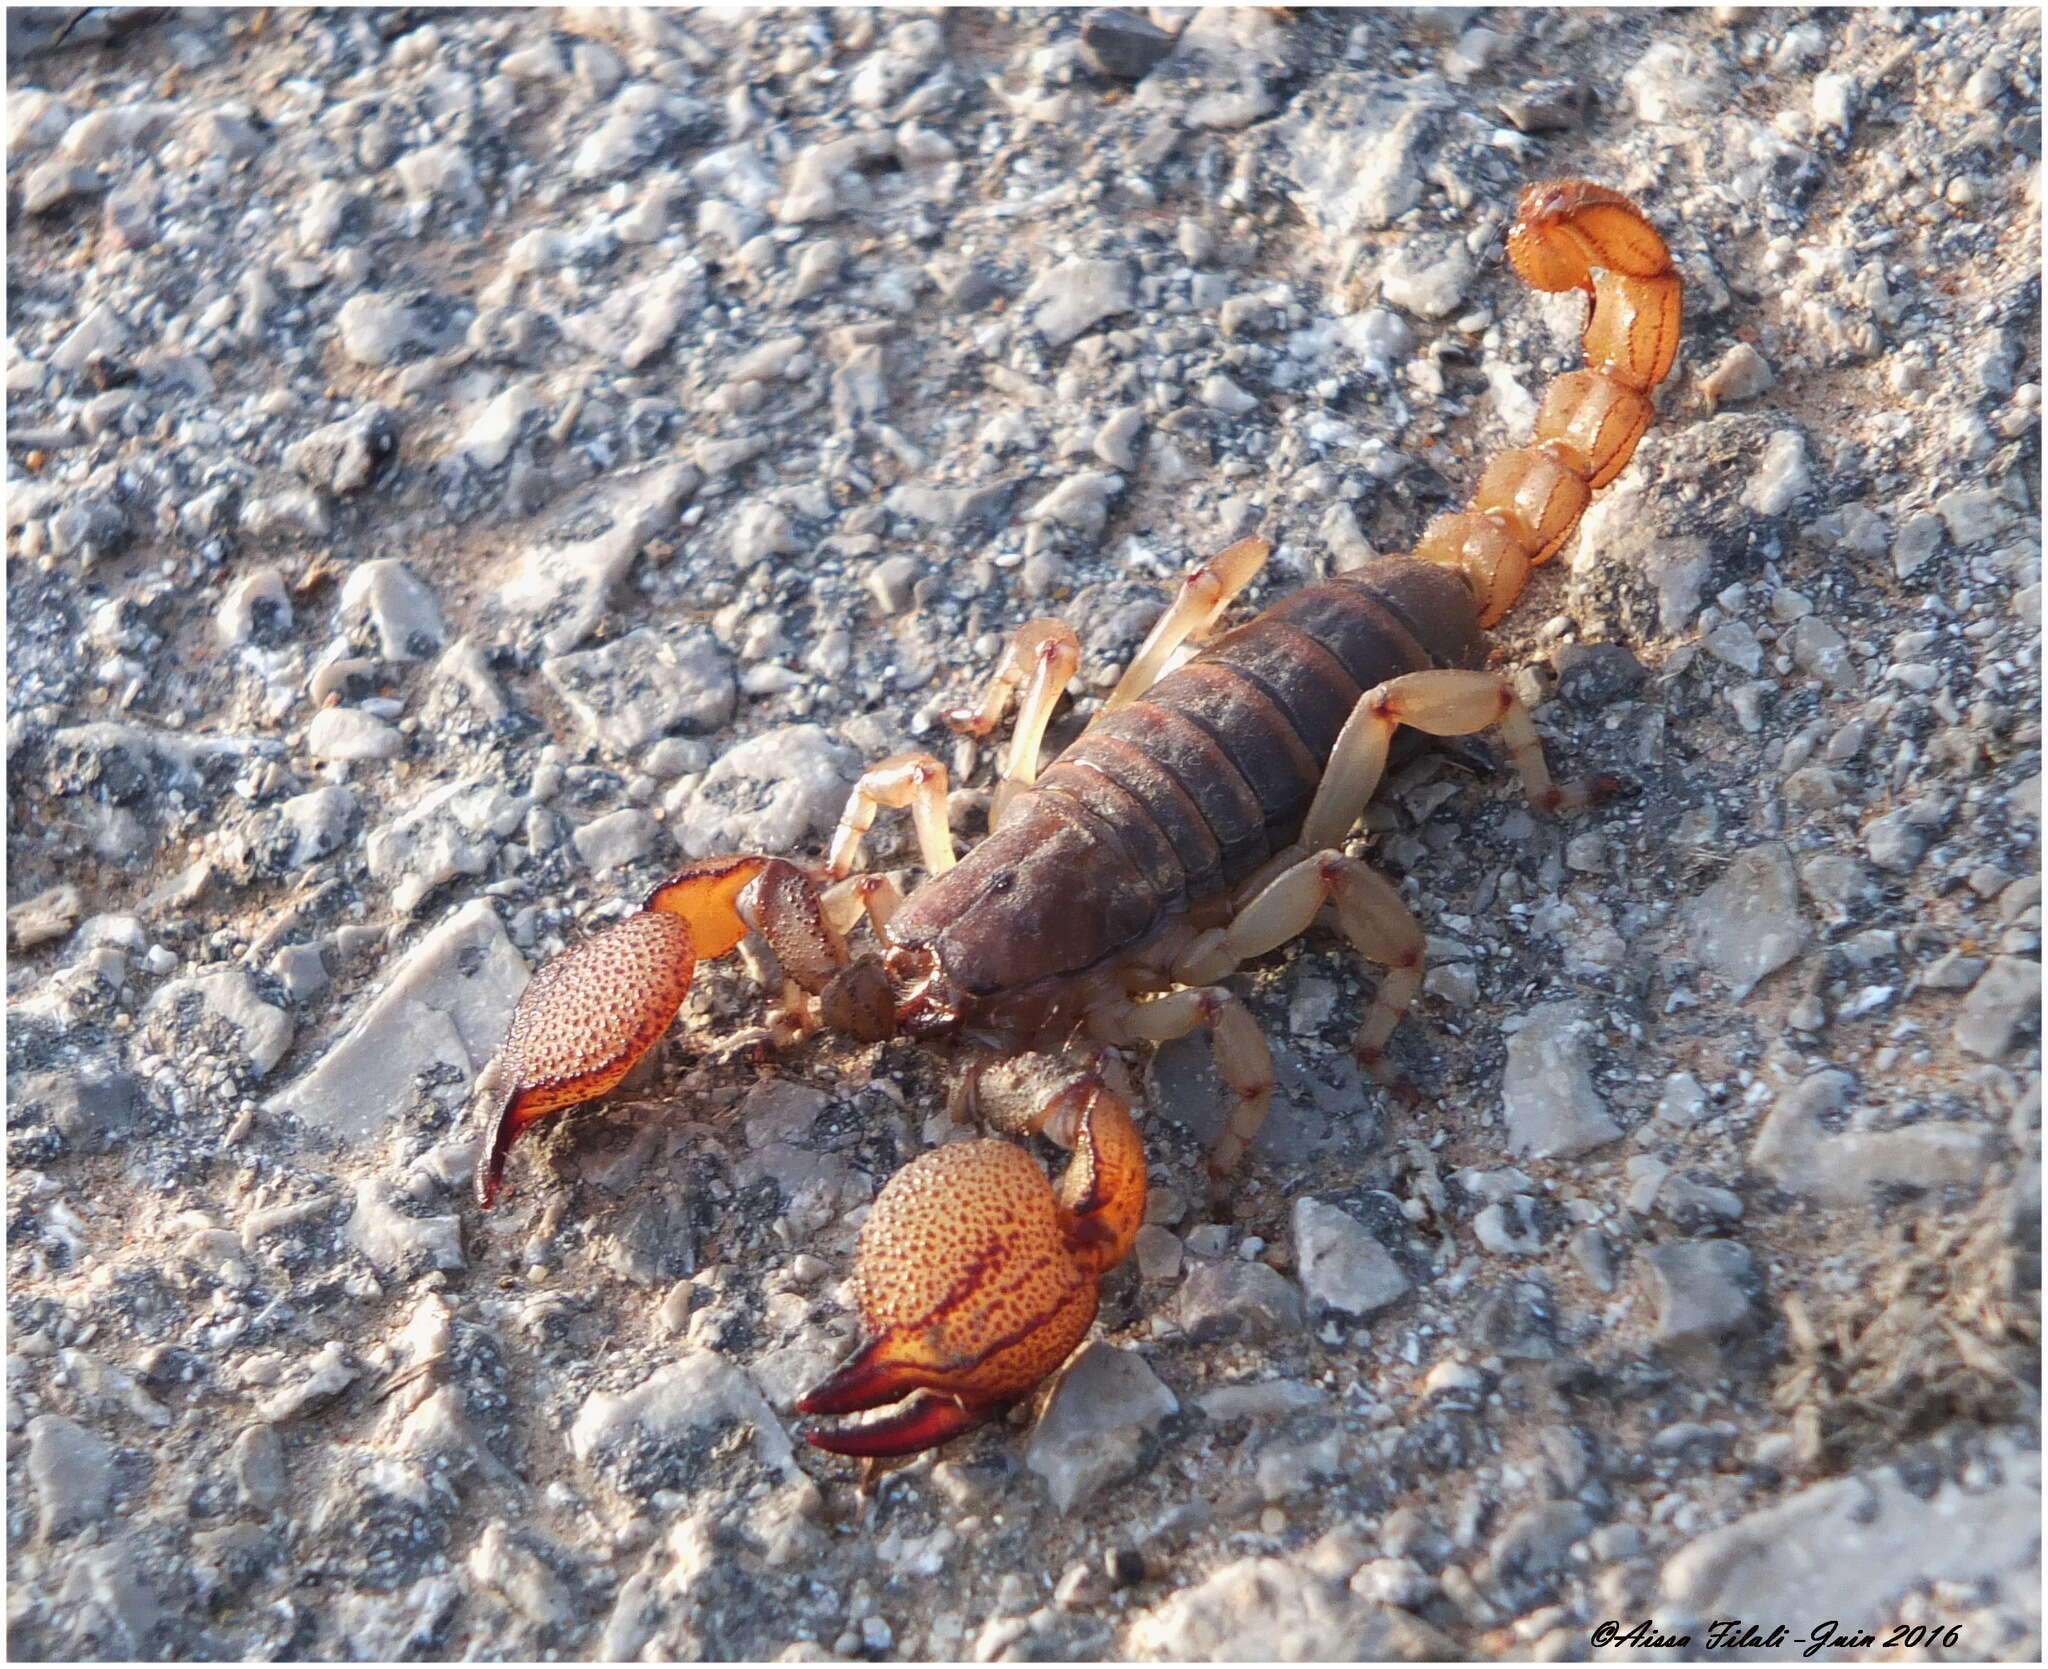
xmin=7 ymin=7 xmax=2040 ymax=1661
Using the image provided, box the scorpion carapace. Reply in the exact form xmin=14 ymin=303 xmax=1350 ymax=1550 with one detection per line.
xmin=466 ymin=180 xmax=1681 ymax=1458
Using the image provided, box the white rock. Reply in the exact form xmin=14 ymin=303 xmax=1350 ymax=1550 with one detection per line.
xmin=1016 ymin=257 xmax=1134 ymax=348
xmin=266 ymin=899 xmax=528 ymax=1146
xmin=499 ymin=463 xmax=699 ymax=655
xmin=1500 ymin=1002 xmax=1621 ymax=1160
xmin=147 ymin=969 xmax=293 ymax=1077
xmin=1024 ymin=1342 xmax=1178 ymax=1513
xmin=1293 ymin=1198 xmax=1409 ymax=1316
xmin=675 ymin=726 xmax=861 ymax=858
xmin=307 ymin=706 xmax=404 ymax=762
xmin=1740 ymin=429 xmax=1811 ymax=516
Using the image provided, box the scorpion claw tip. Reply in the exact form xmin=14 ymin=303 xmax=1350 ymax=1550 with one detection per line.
xmin=800 ymin=1392 xmax=988 ymax=1459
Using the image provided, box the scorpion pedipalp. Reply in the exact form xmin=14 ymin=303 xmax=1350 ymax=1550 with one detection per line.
xmin=472 ymin=854 xmax=825 ymax=1207
xmin=798 ymin=1072 xmax=1144 ymax=1457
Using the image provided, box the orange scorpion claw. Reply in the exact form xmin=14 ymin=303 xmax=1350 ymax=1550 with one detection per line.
xmin=799 ymin=1078 xmax=1145 ymax=1457
xmin=472 ymin=855 xmax=782 ymax=1208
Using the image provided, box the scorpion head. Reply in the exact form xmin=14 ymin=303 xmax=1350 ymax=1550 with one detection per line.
xmin=879 ymin=941 xmax=967 ymax=1040
xmin=813 ymin=941 xmax=969 ymax=1044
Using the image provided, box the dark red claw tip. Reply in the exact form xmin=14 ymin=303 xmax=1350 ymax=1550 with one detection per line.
xmin=794 ymin=1337 xmax=907 ymax=1419
xmin=801 ymin=1391 xmax=985 ymax=1458
xmin=474 ymin=1088 xmax=522 ymax=1211
xmin=1587 ymin=771 xmax=1632 ymax=804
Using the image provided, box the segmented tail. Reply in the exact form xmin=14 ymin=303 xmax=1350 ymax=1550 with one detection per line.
xmin=1416 ymin=179 xmax=1682 ymax=628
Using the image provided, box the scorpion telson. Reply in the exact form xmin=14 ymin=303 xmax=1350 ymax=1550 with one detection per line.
xmin=466 ymin=179 xmax=1682 ymax=1458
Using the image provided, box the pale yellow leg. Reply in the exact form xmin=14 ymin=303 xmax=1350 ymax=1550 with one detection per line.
xmin=1169 ymin=849 xmax=1427 ymax=1165
xmin=826 ymin=752 xmax=955 ymax=880
xmin=1091 ymin=985 xmax=1275 ymax=1184
xmin=821 ymin=872 xmax=906 ymax=942
xmin=1301 ymin=668 xmax=1600 ymax=852
xmin=995 ymin=625 xmax=1080 ymax=828
xmin=1103 ymin=535 xmax=1270 ymax=711
xmin=943 ymin=620 xmax=1080 ymax=739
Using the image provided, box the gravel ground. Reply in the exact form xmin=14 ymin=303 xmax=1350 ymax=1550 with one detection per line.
xmin=6 ymin=6 xmax=2041 ymax=1662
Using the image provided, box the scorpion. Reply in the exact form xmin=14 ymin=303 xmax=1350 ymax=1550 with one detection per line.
xmin=467 ymin=180 xmax=1682 ymax=1458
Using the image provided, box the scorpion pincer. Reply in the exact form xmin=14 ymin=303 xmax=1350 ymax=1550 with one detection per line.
xmin=466 ymin=180 xmax=1683 ymax=1457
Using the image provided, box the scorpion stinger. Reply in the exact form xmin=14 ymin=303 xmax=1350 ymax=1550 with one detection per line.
xmin=468 ymin=178 xmax=1683 ymax=1462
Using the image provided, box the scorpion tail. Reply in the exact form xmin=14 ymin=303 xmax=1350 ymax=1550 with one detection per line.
xmin=1417 ymin=178 xmax=1682 ymax=629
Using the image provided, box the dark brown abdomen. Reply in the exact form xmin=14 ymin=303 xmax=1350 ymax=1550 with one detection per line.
xmin=891 ymin=559 xmax=1480 ymax=996
xmin=1048 ymin=559 xmax=1480 ymax=895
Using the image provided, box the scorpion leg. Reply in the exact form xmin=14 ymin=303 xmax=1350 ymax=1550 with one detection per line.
xmin=473 ymin=855 xmax=788 ymax=1207
xmin=1103 ymin=535 xmax=1270 ymax=711
xmin=1096 ymin=986 xmax=1277 ymax=1188
xmin=943 ymin=620 xmax=1082 ymax=829
xmin=1172 ymin=853 xmax=1428 ymax=1168
xmin=821 ymin=871 xmax=906 ymax=944
xmin=1302 ymin=668 xmax=1616 ymax=854
xmin=799 ymin=1065 xmax=1144 ymax=1457
xmin=826 ymin=751 xmax=956 ymax=881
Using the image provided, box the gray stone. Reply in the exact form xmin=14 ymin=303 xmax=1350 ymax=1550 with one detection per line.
xmin=1754 ymin=1078 xmax=1988 ymax=1204
xmin=1016 ymin=258 xmax=1134 ymax=348
xmin=543 ymin=626 xmax=735 ymax=753
xmin=1490 ymin=1500 xmax=1593 ymax=1584
xmin=286 ymin=405 xmax=397 ymax=495
xmin=8 ymin=883 xmax=83 ymax=950
xmin=1688 ymin=843 xmax=1808 ymax=994
xmin=339 ymin=559 xmax=445 ymax=661
xmin=230 ymin=1424 xmax=285 ymax=1513
xmin=347 ymin=1176 xmax=464 ymax=1276
xmin=1739 ymin=429 xmax=1811 ymax=516
xmin=266 ymin=899 xmax=528 ymax=1146
xmin=23 ymin=160 xmax=104 ymax=215
xmin=1473 ymin=1197 xmax=1545 ymax=1255
xmin=1933 ymin=486 xmax=2014 ymax=547
xmin=1889 ymin=509 xmax=1945 ymax=579
xmin=674 ymin=725 xmax=861 ymax=859
xmin=275 ymin=786 xmax=360 ymax=870
xmin=1660 ymin=1437 xmax=2039 ymax=1624
xmin=1954 ymin=955 xmax=2040 ymax=1060
xmin=27 ymin=1413 xmax=115 ymax=1538
xmin=218 ymin=566 xmax=293 ymax=647
xmin=572 ymin=808 xmax=667 ymax=874
xmin=569 ymin=1348 xmax=795 ymax=1487
xmin=1643 ymin=1240 xmax=1755 ymax=1344
xmin=1196 ymin=1379 xmax=1326 ymax=1422
xmin=1179 ymin=1259 xmax=1306 ymax=1342
xmin=1292 ymin=1198 xmax=1409 ymax=1317
xmin=335 ymin=292 xmax=468 ymax=367
xmin=1283 ymin=81 xmax=1454 ymax=238
xmin=1785 ymin=614 xmax=1855 ymax=687
xmin=500 ymin=463 xmax=699 ymax=656
xmin=1080 ymin=9 xmax=1175 ymax=80
xmin=1125 ymin=1555 xmax=1457 ymax=1660
xmin=12 ymin=1064 xmax=140 ymax=1153
xmin=307 ymin=706 xmax=403 ymax=762
xmin=146 ymin=969 xmax=293 ymax=1078
xmin=1028 ymin=470 xmax=1124 ymax=539
xmin=1501 ymin=1002 xmax=1621 ymax=1160
xmin=51 ymin=1540 xmax=162 ymax=1655
xmin=50 ymin=302 xmax=129 ymax=374
xmin=252 ymin=1339 xmax=357 ymax=1422
xmin=1865 ymin=798 xmax=1948 ymax=873
xmin=1025 ymin=1342 xmax=1178 ymax=1513
xmin=364 ymin=777 xmax=527 ymax=915
xmin=1378 ymin=233 xmax=1475 ymax=318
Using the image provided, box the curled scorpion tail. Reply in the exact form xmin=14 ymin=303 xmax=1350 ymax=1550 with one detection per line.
xmin=1415 ymin=178 xmax=1683 ymax=629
